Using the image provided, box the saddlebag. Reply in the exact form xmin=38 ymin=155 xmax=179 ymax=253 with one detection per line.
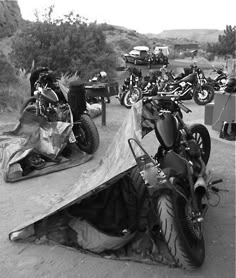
xmin=68 ymin=81 xmax=87 ymax=119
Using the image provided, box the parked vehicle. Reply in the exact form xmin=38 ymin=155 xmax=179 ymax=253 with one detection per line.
xmin=117 ymin=67 xmax=143 ymax=108
xmin=124 ymin=46 xmax=150 ymax=65
xmin=128 ymin=94 xmax=223 ymax=268
xmin=206 ymin=65 xmax=228 ymax=91
xmin=224 ymin=76 xmax=236 ymax=93
xmin=121 ymin=74 xmax=142 ymax=109
xmin=161 ymin=64 xmax=215 ymax=105
xmin=21 ymin=68 xmax=100 ymax=154
xmin=152 ymin=46 xmax=169 ymax=66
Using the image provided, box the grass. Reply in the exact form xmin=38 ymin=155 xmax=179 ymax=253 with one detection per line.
xmin=0 ymin=69 xmax=30 ymax=112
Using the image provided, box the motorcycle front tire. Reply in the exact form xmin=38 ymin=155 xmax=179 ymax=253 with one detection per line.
xmin=156 ymin=191 xmax=205 ymax=269
xmin=73 ymin=113 xmax=100 ymax=154
xmin=123 ymin=88 xmax=142 ymax=109
xmin=193 ymin=84 xmax=214 ymax=105
xmin=20 ymin=97 xmax=37 ymax=114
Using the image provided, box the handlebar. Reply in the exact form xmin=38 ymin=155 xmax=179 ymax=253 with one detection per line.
xmin=177 ymin=101 xmax=192 ymax=113
xmin=143 ymin=95 xmax=192 ymax=113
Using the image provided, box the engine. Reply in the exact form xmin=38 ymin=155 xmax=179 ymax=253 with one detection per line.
xmin=43 ymin=103 xmax=71 ymax=123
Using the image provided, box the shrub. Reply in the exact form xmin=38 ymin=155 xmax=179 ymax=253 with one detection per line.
xmin=10 ymin=11 xmax=117 ymax=81
xmin=0 ymin=71 xmax=30 ymax=112
xmin=0 ymin=52 xmax=17 ymax=84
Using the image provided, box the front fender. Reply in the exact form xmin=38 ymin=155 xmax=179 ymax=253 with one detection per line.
xmin=140 ymin=164 xmax=174 ymax=196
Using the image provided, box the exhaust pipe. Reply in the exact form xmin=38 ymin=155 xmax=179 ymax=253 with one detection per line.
xmin=194 ymin=157 xmax=207 ymax=196
xmin=194 ymin=176 xmax=207 ymax=196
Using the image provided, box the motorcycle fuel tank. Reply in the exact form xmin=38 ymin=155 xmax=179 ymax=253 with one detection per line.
xmin=154 ymin=113 xmax=178 ymax=149
xmin=41 ymin=88 xmax=59 ymax=103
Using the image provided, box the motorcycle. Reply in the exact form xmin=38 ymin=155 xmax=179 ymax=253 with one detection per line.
xmin=224 ymin=76 xmax=236 ymax=93
xmin=128 ymin=94 xmax=223 ymax=268
xmin=161 ymin=65 xmax=215 ymax=105
xmin=118 ymin=68 xmax=142 ymax=109
xmin=206 ymin=65 xmax=228 ymax=91
xmin=21 ymin=68 xmax=100 ymax=154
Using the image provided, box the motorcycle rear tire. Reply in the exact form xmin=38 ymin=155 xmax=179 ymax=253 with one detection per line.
xmin=156 ymin=192 xmax=205 ymax=269
xmin=193 ymin=84 xmax=214 ymax=105
xmin=189 ymin=123 xmax=211 ymax=165
xmin=20 ymin=97 xmax=37 ymax=114
xmin=123 ymin=88 xmax=142 ymax=109
xmin=73 ymin=114 xmax=100 ymax=154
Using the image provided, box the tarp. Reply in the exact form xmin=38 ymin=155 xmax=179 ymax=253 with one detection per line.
xmin=0 ymin=111 xmax=93 ymax=182
xmin=8 ymin=101 xmax=144 ymax=236
xmin=7 ymin=100 xmax=175 ymax=266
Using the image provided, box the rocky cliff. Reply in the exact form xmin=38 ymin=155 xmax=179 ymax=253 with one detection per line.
xmin=0 ymin=0 xmax=22 ymax=38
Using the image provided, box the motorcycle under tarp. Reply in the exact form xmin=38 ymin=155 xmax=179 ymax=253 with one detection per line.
xmin=7 ymin=101 xmax=177 ymax=266
xmin=0 ymin=110 xmax=93 ymax=182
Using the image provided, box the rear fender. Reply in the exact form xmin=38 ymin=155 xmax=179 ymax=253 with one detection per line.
xmin=140 ymin=163 xmax=175 ymax=196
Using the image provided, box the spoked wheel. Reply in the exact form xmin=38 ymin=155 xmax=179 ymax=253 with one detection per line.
xmin=193 ymin=84 xmax=214 ymax=105
xmin=156 ymin=189 xmax=205 ymax=269
xmin=20 ymin=97 xmax=37 ymax=114
xmin=123 ymin=87 xmax=142 ymax=109
xmin=189 ymin=123 xmax=211 ymax=165
xmin=73 ymin=113 xmax=100 ymax=154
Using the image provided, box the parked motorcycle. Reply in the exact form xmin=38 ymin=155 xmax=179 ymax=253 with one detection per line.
xmin=206 ymin=65 xmax=228 ymax=91
xmin=224 ymin=77 xmax=236 ymax=93
xmin=128 ymin=94 xmax=223 ymax=268
xmin=161 ymin=65 xmax=215 ymax=105
xmin=21 ymin=68 xmax=100 ymax=154
xmin=118 ymin=68 xmax=142 ymax=108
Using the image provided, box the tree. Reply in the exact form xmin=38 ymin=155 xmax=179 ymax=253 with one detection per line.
xmin=10 ymin=8 xmax=117 ymax=81
xmin=207 ymin=25 xmax=236 ymax=58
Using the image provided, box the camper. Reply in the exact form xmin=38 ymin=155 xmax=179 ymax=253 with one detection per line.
xmin=153 ymin=46 xmax=169 ymax=57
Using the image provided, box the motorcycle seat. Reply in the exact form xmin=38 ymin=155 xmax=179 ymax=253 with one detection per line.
xmin=160 ymin=151 xmax=188 ymax=178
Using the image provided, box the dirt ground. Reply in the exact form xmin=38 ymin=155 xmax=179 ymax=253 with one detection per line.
xmin=0 ymin=68 xmax=235 ymax=277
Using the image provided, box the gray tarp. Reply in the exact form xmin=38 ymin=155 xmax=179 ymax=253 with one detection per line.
xmin=8 ymin=101 xmax=144 ymax=238
xmin=7 ymin=101 xmax=175 ymax=266
xmin=0 ymin=105 xmax=104 ymax=182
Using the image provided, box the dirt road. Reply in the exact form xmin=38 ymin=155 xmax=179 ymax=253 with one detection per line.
xmin=0 ymin=95 xmax=235 ymax=278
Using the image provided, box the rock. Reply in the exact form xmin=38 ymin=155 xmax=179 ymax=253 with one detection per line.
xmin=0 ymin=0 xmax=22 ymax=38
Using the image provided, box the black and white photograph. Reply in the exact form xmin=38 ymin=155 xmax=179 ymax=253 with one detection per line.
xmin=0 ymin=0 xmax=235 ymax=277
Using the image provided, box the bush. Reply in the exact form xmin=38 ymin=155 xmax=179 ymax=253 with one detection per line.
xmin=0 ymin=52 xmax=17 ymax=84
xmin=10 ymin=11 xmax=117 ymax=81
xmin=0 ymin=70 xmax=30 ymax=112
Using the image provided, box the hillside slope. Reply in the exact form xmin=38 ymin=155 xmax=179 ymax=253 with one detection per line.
xmin=152 ymin=29 xmax=223 ymax=43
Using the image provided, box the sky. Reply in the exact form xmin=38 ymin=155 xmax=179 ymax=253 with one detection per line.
xmin=17 ymin=0 xmax=235 ymax=34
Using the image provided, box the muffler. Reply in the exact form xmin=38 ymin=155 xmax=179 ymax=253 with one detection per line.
xmin=194 ymin=176 xmax=207 ymax=196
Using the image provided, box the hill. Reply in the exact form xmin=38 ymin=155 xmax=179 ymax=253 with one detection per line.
xmin=102 ymin=24 xmax=225 ymax=57
xmin=151 ymin=29 xmax=223 ymax=43
xmin=0 ymin=0 xmax=22 ymax=38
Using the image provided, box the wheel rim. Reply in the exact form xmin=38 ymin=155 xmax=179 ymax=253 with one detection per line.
xmin=177 ymin=193 xmax=204 ymax=249
xmin=197 ymin=89 xmax=209 ymax=100
xmin=185 ymin=203 xmax=202 ymax=240
xmin=75 ymin=125 xmax=89 ymax=147
xmin=126 ymin=89 xmax=140 ymax=105
xmin=191 ymin=131 xmax=205 ymax=157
